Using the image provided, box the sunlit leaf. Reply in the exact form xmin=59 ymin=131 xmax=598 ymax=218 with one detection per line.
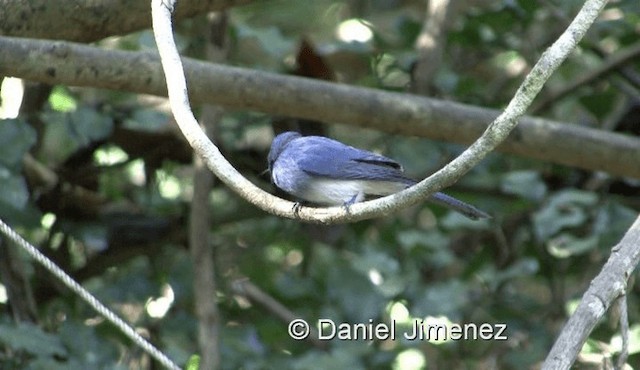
xmin=186 ymin=354 xmax=201 ymax=370
xmin=49 ymin=86 xmax=77 ymax=112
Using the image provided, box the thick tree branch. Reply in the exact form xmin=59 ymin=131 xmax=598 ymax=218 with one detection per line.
xmin=1 ymin=36 xmax=637 ymax=179
xmin=0 ymin=0 xmax=252 ymax=43
xmin=189 ymin=12 xmax=227 ymax=370
xmin=542 ymin=214 xmax=640 ymax=369
xmin=190 ymin=130 xmax=220 ymax=369
xmin=151 ymin=0 xmax=609 ymax=224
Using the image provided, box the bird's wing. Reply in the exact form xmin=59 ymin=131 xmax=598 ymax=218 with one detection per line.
xmin=293 ymin=136 xmax=412 ymax=183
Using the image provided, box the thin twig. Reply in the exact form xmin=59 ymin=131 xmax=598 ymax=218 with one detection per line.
xmin=230 ymin=278 xmax=327 ymax=349
xmin=615 ymin=294 xmax=629 ymax=369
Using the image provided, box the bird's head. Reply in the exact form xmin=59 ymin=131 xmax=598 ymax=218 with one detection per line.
xmin=267 ymin=131 xmax=302 ymax=173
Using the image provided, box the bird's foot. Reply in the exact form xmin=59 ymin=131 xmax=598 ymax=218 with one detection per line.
xmin=341 ymin=194 xmax=360 ymax=214
xmin=292 ymin=202 xmax=303 ymax=218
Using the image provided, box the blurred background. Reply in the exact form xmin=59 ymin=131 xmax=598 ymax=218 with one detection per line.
xmin=0 ymin=0 xmax=639 ymax=369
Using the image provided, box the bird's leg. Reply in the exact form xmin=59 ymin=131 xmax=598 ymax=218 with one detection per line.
xmin=342 ymin=192 xmax=363 ymax=214
xmin=292 ymin=202 xmax=303 ymax=217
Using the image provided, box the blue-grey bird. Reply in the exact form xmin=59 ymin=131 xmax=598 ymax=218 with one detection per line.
xmin=267 ymin=131 xmax=490 ymax=220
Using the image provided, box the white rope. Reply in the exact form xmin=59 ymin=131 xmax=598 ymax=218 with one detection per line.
xmin=0 ymin=218 xmax=181 ymax=370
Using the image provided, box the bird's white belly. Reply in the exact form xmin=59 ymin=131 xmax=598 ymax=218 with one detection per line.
xmin=300 ymin=178 xmax=406 ymax=205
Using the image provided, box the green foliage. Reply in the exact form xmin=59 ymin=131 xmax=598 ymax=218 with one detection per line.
xmin=186 ymin=354 xmax=200 ymax=370
xmin=1 ymin=1 xmax=640 ymax=369
xmin=0 ymin=119 xmax=36 ymax=221
xmin=500 ymin=170 xmax=547 ymax=201
xmin=0 ymin=322 xmax=66 ymax=358
xmin=0 ymin=119 xmax=36 ymax=169
xmin=39 ymin=106 xmax=114 ymax=166
xmin=48 ymin=86 xmax=77 ymax=112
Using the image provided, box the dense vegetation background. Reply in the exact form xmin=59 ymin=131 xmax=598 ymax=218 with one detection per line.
xmin=0 ymin=0 xmax=639 ymax=369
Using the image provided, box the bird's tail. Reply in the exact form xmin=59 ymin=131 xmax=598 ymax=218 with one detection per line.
xmin=427 ymin=192 xmax=490 ymax=220
xmin=395 ymin=178 xmax=490 ymax=220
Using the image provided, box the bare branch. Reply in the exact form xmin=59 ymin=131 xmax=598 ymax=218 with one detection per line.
xmin=0 ymin=0 xmax=252 ymax=43
xmin=615 ymin=295 xmax=629 ymax=369
xmin=1 ymin=36 xmax=637 ymax=179
xmin=542 ymin=214 xmax=640 ymax=369
xmin=190 ymin=126 xmax=220 ymax=370
xmin=189 ymin=12 xmax=228 ymax=370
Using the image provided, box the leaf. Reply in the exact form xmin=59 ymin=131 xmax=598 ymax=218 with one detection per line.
xmin=592 ymin=201 xmax=637 ymax=246
xmin=0 ymin=322 xmax=67 ymax=357
xmin=29 ymin=358 xmax=85 ymax=370
xmin=49 ymin=86 xmax=77 ymax=112
xmin=39 ymin=107 xmax=114 ymax=164
xmin=500 ymin=170 xmax=546 ymax=201
xmin=0 ymin=119 xmax=37 ymax=169
xmin=326 ymin=263 xmax=385 ymax=322
xmin=394 ymin=15 xmax=422 ymax=47
xmin=186 ymin=354 xmax=201 ymax=370
xmin=497 ymin=258 xmax=539 ymax=280
xmin=66 ymin=106 xmax=114 ymax=146
xmin=478 ymin=258 xmax=540 ymax=289
xmin=396 ymin=230 xmax=455 ymax=269
xmin=412 ymin=280 xmax=469 ymax=319
xmin=70 ymin=222 xmax=109 ymax=253
xmin=351 ymin=249 xmax=405 ymax=297
xmin=579 ymin=90 xmax=617 ymax=119
xmin=234 ymin=24 xmax=294 ymax=64
xmin=0 ymin=166 xmax=29 ymax=211
xmin=292 ymin=346 xmax=366 ymax=370
xmin=123 ymin=108 xmax=170 ymax=131
xmin=532 ymin=189 xmax=598 ymax=241
xmin=546 ymin=234 xmax=599 ymax=258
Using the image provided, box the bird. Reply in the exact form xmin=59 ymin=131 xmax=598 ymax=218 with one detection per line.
xmin=267 ymin=131 xmax=490 ymax=220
